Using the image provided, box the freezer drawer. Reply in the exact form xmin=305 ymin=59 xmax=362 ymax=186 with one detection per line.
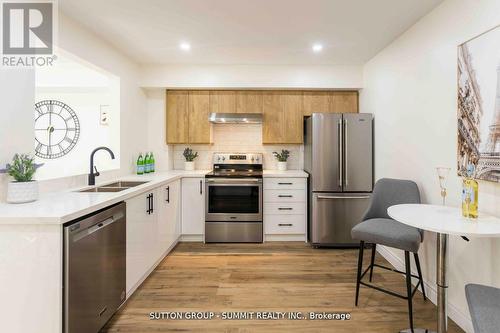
xmin=310 ymin=192 xmax=371 ymax=246
xmin=205 ymin=222 xmax=263 ymax=243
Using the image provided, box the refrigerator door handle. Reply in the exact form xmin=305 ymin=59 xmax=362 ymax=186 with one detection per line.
xmin=338 ymin=118 xmax=343 ymax=188
xmin=344 ymin=118 xmax=348 ymax=187
xmin=317 ymin=195 xmax=371 ymax=200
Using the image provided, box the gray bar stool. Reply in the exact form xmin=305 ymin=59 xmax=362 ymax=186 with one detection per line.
xmin=466 ymin=283 xmax=500 ymax=333
xmin=351 ymin=178 xmax=426 ymax=332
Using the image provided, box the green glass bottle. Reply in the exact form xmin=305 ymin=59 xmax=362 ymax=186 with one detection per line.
xmin=144 ymin=152 xmax=150 ymax=173
xmin=150 ymin=152 xmax=155 ymax=173
xmin=137 ymin=153 xmax=144 ymax=175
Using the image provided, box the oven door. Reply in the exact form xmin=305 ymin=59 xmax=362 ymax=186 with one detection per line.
xmin=205 ymin=178 xmax=263 ymax=222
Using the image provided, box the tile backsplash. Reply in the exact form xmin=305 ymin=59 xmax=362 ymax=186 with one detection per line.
xmin=172 ymin=124 xmax=303 ymax=170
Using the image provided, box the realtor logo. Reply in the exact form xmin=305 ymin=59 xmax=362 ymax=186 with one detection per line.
xmin=2 ymin=2 xmax=53 ymax=54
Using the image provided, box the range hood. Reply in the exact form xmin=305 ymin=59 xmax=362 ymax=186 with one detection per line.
xmin=208 ymin=113 xmax=262 ymax=124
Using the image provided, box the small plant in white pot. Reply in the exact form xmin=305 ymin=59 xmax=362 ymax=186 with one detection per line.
xmin=1 ymin=154 xmax=43 ymax=204
xmin=273 ymin=150 xmax=290 ymax=171
xmin=183 ymin=148 xmax=199 ymax=171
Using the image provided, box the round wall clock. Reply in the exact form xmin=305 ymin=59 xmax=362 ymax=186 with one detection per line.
xmin=34 ymin=100 xmax=81 ymax=159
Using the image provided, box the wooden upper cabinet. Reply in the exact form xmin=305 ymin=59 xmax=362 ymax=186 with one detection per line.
xmin=282 ymin=91 xmax=303 ymax=143
xmin=262 ymin=92 xmax=283 ymax=143
xmin=332 ymin=91 xmax=358 ymax=113
xmin=166 ymin=89 xmax=358 ymax=145
xmin=188 ymin=91 xmax=212 ymax=144
xmin=166 ymin=90 xmax=189 ymax=144
xmin=262 ymin=91 xmax=303 ymax=144
xmin=303 ymin=91 xmax=334 ymax=116
xmin=303 ymin=90 xmax=359 ymax=115
xmin=209 ymin=91 xmax=236 ymax=114
xmin=236 ymin=91 xmax=263 ymax=113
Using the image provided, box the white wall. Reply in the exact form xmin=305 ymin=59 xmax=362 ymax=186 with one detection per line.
xmin=145 ymin=89 xmax=172 ymax=171
xmin=142 ymin=64 xmax=362 ymax=172
xmin=140 ymin=64 xmax=363 ymax=89
xmin=40 ymin=13 xmax=147 ymax=190
xmin=0 ymin=69 xmax=35 ymax=201
xmin=361 ymin=0 xmax=500 ymax=331
xmin=0 ymin=12 xmax=148 ymax=198
xmin=171 ymin=124 xmax=303 ymax=170
xmin=35 ymin=53 xmax=121 ymax=180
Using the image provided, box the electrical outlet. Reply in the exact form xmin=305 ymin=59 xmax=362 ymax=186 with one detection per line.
xmin=100 ymin=105 xmax=110 ymax=125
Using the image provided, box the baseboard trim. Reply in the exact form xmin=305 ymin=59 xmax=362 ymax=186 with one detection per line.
xmin=264 ymin=234 xmax=306 ymax=242
xmin=180 ymin=234 xmax=204 ymax=242
xmin=376 ymin=245 xmax=473 ymax=333
xmin=179 ymin=234 xmax=306 ymax=242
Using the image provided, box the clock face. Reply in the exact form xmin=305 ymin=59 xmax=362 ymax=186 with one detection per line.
xmin=34 ymin=100 xmax=81 ymax=159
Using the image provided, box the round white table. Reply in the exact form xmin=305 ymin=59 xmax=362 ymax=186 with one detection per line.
xmin=388 ymin=204 xmax=500 ymax=333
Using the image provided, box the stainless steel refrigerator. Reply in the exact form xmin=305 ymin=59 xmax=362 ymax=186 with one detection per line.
xmin=304 ymin=113 xmax=373 ymax=246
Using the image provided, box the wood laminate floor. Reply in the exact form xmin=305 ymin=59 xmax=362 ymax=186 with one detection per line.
xmin=102 ymin=242 xmax=464 ymax=333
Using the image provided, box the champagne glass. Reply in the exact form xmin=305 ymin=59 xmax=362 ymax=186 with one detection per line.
xmin=436 ymin=167 xmax=451 ymax=206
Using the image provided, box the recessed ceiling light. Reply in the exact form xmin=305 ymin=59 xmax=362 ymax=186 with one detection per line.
xmin=179 ymin=42 xmax=191 ymax=51
xmin=312 ymin=44 xmax=323 ymax=53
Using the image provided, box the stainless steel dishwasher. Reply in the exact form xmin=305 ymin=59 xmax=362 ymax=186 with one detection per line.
xmin=64 ymin=202 xmax=126 ymax=333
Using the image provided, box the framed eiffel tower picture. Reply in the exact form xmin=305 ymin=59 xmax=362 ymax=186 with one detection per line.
xmin=457 ymin=25 xmax=500 ymax=182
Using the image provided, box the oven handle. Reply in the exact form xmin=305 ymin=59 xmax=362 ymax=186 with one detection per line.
xmin=206 ymin=183 xmax=263 ymax=187
xmin=206 ymin=178 xmax=262 ymax=184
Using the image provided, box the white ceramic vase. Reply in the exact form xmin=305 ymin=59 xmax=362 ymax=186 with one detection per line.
xmin=7 ymin=181 xmax=39 ymax=204
xmin=277 ymin=161 xmax=287 ymax=171
xmin=184 ymin=161 xmax=195 ymax=171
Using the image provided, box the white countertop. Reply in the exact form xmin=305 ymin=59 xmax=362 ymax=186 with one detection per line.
xmin=0 ymin=169 xmax=308 ymax=225
xmin=0 ymin=170 xmax=207 ymax=225
xmin=388 ymin=204 xmax=500 ymax=237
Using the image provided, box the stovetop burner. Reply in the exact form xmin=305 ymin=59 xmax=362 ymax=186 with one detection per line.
xmin=205 ymin=153 xmax=263 ymax=179
xmin=205 ymin=169 xmax=263 ymax=178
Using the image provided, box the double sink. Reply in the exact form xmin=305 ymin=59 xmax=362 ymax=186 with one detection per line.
xmin=79 ymin=181 xmax=149 ymax=193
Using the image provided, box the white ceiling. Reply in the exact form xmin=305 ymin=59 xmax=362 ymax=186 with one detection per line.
xmin=59 ymin=0 xmax=443 ymax=66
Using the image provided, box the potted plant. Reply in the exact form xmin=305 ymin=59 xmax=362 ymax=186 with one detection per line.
xmin=0 ymin=154 xmax=43 ymax=203
xmin=183 ymin=147 xmax=199 ymax=171
xmin=273 ymin=150 xmax=290 ymax=171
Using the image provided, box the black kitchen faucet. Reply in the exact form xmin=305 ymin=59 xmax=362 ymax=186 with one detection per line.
xmin=88 ymin=146 xmax=115 ymax=186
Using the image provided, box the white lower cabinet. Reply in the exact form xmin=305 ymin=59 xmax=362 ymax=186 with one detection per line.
xmin=264 ymin=215 xmax=306 ymax=234
xmin=126 ymin=180 xmax=181 ymax=294
xmin=264 ymin=177 xmax=307 ymax=237
xmin=126 ymin=189 xmax=158 ymax=293
xmin=156 ymin=179 xmax=181 ymax=259
xmin=181 ymin=177 xmax=205 ymax=236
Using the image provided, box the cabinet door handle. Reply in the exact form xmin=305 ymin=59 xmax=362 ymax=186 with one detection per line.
xmin=146 ymin=194 xmax=151 ymax=214
xmin=278 ymin=223 xmax=293 ymax=227
xmin=278 ymin=207 xmax=293 ymax=210
xmin=151 ymin=193 xmax=154 ymax=213
xmin=200 ymin=180 xmax=203 ymax=195
xmin=278 ymin=182 xmax=292 ymax=185
xmin=166 ymin=186 xmax=170 ymax=203
xmin=278 ymin=195 xmax=293 ymax=198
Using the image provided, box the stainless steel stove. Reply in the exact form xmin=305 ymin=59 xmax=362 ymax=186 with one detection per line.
xmin=205 ymin=153 xmax=263 ymax=243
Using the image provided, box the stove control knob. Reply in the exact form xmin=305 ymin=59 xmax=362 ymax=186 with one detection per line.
xmin=255 ymin=157 xmax=260 ymax=162
xmin=217 ymin=156 xmax=221 ymax=162
xmin=222 ymin=156 xmax=226 ymax=161
xmin=251 ymin=157 xmax=255 ymax=162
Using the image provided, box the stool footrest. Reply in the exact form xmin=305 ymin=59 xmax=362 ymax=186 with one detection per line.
xmin=359 ymin=263 xmax=422 ymax=301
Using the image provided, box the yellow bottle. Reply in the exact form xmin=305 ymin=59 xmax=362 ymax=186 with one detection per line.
xmin=462 ymin=164 xmax=478 ymax=219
